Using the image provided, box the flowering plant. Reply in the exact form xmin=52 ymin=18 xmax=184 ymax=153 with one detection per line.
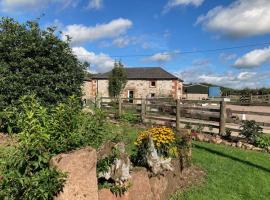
xmin=134 ymin=126 xmax=175 ymax=157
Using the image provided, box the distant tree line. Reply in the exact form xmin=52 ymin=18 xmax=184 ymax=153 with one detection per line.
xmin=221 ymin=87 xmax=270 ymax=96
xmin=198 ymin=83 xmax=270 ymax=96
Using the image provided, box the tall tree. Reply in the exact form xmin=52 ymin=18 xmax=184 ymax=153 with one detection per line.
xmin=108 ymin=61 xmax=127 ymax=98
xmin=0 ymin=17 xmax=85 ymax=109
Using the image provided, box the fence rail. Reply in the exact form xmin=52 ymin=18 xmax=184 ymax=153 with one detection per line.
xmin=92 ymin=97 xmax=270 ymax=134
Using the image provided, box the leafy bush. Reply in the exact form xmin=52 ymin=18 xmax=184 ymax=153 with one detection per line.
xmin=0 ymin=96 xmax=65 ymax=200
xmin=223 ymin=128 xmax=232 ymax=139
xmin=255 ymin=134 xmax=270 ymax=148
xmin=0 ymin=17 xmax=85 ymax=111
xmin=0 ymin=95 xmax=107 ymax=199
xmin=240 ymin=120 xmax=263 ymax=143
xmin=120 ymin=111 xmax=140 ymax=123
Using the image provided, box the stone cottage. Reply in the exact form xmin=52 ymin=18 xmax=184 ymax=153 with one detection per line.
xmin=83 ymin=67 xmax=183 ymax=101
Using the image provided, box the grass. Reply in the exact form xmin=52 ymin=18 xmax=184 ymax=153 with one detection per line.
xmin=105 ymin=122 xmax=270 ymax=200
xmin=105 ymin=122 xmax=144 ymax=154
xmin=171 ymin=141 xmax=270 ymax=200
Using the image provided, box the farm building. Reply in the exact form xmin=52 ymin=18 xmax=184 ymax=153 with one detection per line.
xmin=183 ymin=84 xmax=221 ymax=100
xmin=83 ymin=67 xmax=183 ymax=101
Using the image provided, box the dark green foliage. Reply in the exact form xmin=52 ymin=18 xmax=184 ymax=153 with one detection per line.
xmin=99 ymin=182 xmax=131 ymax=197
xmin=254 ymin=134 xmax=270 ymax=148
xmin=97 ymin=147 xmax=130 ymax=197
xmin=120 ymin=110 xmax=140 ymax=123
xmin=108 ymin=62 xmax=127 ymax=97
xmin=0 ymin=17 xmax=85 ymax=110
xmin=240 ymin=120 xmax=263 ymax=143
xmin=97 ymin=147 xmax=120 ymax=174
xmin=223 ymin=128 xmax=232 ymax=139
xmin=131 ymin=139 xmax=149 ymax=167
xmin=0 ymin=95 xmax=107 ymax=199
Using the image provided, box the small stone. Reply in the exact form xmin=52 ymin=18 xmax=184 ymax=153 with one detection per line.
xmin=231 ymin=143 xmax=236 ymax=147
xmin=196 ymin=133 xmax=204 ymax=142
xmin=242 ymin=143 xmax=253 ymax=150
xmin=236 ymin=141 xmax=242 ymax=148
xmin=253 ymin=147 xmax=263 ymax=152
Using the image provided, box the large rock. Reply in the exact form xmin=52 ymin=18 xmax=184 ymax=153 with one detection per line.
xmin=50 ymin=147 xmax=98 ymax=200
xmin=128 ymin=168 xmax=154 ymax=200
xmin=98 ymin=142 xmax=131 ymax=184
xmin=99 ymin=168 xmax=154 ymax=200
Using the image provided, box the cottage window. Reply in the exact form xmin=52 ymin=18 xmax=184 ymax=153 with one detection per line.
xmin=150 ymin=81 xmax=156 ymax=87
xmin=150 ymin=93 xmax=155 ymax=98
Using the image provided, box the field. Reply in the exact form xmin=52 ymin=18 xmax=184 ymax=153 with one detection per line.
xmin=171 ymin=141 xmax=270 ymax=200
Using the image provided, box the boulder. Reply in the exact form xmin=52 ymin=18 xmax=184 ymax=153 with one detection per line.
xmin=50 ymin=147 xmax=98 ymax=200
xmin=98 ymin=168 xmax=154 ymax=200
xmin=98 ymin=142 xmax=131 ymax=184
xmin=98 ymin=189 xmax=129 ymax=200
xmin=128 ymin=168 xmax=154 ymax=200
xmin=146 ymin=137 xmax=173 ymax=175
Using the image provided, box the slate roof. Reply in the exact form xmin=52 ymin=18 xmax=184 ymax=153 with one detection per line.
xmin=93 ymin=67 xmax=182 ymax=81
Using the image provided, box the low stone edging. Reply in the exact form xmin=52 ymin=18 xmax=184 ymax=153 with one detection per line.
xmin=194 ymin=133 xmax=270 ymax=153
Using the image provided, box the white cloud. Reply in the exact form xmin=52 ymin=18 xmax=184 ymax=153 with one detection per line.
xmin=62 ymin=18 xmax=133 ymax=45
xmin=0 ymin=0 xmax=46 ymax=11
xmin=220 ymin=53 xmax=237 ymax=62
xmin=197 ymin=72 xmax=261 ymax=89
xmin=87 ymin=0 xmax=103 ymax=10
xmin=196 ymin=0 xmax=270 ymax=38
xmin=112 ymin=37 xmax=131 ymax=48
xmin=72 ymin=46 xmax=114 ymax=73
xmin=233 ymin=46 xmax=270 ymax=68
xmin=0 ymin=0 xmax=78 ymax=12
xmin=164 ymin=0 xmax=204 ymax=13
xmin=174 ymin=59 xmax=270 ymax=88
xmin=145 ymin=52 xmax=172 ymax=62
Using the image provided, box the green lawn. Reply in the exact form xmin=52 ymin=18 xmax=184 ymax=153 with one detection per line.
xmin=171 ymin=141 xmax=270 ymax=200
xmin=106 ymin=123 xmax=270 ymax=200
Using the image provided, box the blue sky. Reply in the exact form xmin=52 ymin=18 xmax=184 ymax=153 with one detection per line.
xmin=1 ymin=0 xmax=270 ymax=88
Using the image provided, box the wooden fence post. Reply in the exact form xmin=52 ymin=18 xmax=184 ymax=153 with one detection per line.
xmin=176 ymin=99 xmax=181 ymax=131
xmin=96 ymin=97 xmax=101 ymax=109
xmin=219 ymin=100 xmax=226 ymax=135
xmin=141 ymin=98 xmax=146 ymax=123
xmin=118 ymin=96 xmax=122 ymax=117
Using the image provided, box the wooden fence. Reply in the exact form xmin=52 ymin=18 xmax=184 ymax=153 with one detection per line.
xmin=227 ymin=94 xmax=270 ymax=105
xmin=92 ymin=97 xmax=270 ymax=134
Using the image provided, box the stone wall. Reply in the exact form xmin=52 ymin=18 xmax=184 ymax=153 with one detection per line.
xmin=83 ymin=79 xmax=183 ymax=100
xmin=82 ymin=80 xmax=97 ymax=99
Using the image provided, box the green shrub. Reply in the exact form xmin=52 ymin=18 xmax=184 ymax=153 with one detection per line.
xmin=0 ymin=96 xmax=65 ymax=200
xmin=120 ymin=111 xmax=139 ymax=123
xmin=223 ymin=128 xmax=232 ymax=139
xmin=0 ymin=95 xmax=107 ymax=199
xmin=255 ymin=134 xmax=270 ymax=148
xmin=0 ymin=17 xmax=85 ymax=111
xmin=240 ymin=120 xmax=263 ymax=143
